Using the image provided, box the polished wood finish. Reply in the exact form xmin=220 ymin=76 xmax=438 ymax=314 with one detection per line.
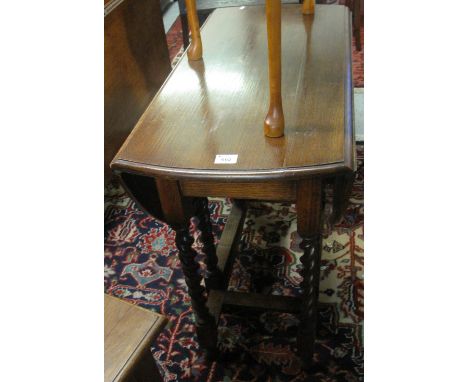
xmin=185 ymin=0 xmax=203 ymax=60
xmin=180 ymin=180 xmax=296 ymax=201
xmin=112 ymin=5 xmax=354 ymax=181
xmin=104 ymin=0 xmax=171 ymax=183
xmin=104 ymin=294 xmax=167 ymax=382
xmin=111 ymin=5 xmax=355 ymax=367
xmin=264 ymin=0 xmax=285 ymax=137
xmin=178 ymin=0 xmax=298 ymax=13
xmin=302 ymin=0 xmax=315 ymax=15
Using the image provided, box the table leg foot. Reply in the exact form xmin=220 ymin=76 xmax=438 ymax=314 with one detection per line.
xmin=297 ymin=234 xmax=322 ymax=367
xmin=175 ymin=226 xmax=218 ymax=355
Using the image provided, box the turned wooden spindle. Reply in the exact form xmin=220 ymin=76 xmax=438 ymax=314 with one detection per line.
xmin=296 ymin=179 xmax=323 ymax=366
xmin=175 ymin=226 xmax=218 ymax=359
xmin=302 ymin=0 xmax=315 ymax=15
xmin=264 ymin=0 xmax=284 ymax=138
xmin=194 ymin=197 xmax=224 ymax=290
xmin=185 ymin=0 xmax=203 ymax=60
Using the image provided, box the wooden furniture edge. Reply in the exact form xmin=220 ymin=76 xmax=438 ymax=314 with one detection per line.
xmin=343 ymin=6 xmax=356 ymax=173
xmin=106 ymin=294 xmax=169 ymax=321
xmin=178 ymin=0 xmax=299 ymax=12
xmin=109 ymin=10 xmax=217 ymax=168
xmin=111 ymin=159 xmax=354 ymax=181
xmin=180 ymin=179 xmax=296 ymax=200
xmin=105 ymin=294 xmax=168 ymax=381
xmin=111 ymin=5 xmax=354 ymax=173
xmin=104 ymin=0 xmax=125 ymax=16
xmin=113 ymin=317 xmax=167 ymax=381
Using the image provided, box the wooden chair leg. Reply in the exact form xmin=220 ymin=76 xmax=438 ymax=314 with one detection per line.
xmin=302 ymin=0 xmax=315 ymax=15
xmin=296 ymin=179 xmax=323 ymax=368
xmin=264 ymin=0 xmax=284 ymax=138
xmin=185 ymin=0 xmax=203 ymax=60
xmin=195 ymin=197 xmax=224 ymax=290
xmin=181 ymin=13 xmax=190 ymax=49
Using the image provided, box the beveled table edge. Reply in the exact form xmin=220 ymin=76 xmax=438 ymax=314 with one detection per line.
xmin=110 ymin=4 xmax=357 ymax=182
xmin=111 ymin=158 xmax=356 ymax=181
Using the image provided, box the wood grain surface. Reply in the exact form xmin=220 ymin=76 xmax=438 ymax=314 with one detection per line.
xmin=112 ymin=5 xmax=354 ymax=181
xmin=104 ymin=294 xmax=167 ymax=381
xmin=180 ymin=179 xmax=296 ymax=200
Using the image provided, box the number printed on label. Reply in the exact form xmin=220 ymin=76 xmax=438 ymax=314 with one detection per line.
xmin=214 ymin=154 xmax=238 ymax=164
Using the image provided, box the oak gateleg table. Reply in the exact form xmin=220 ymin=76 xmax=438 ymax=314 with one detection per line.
xmin=111 ymin=3 xmax=356 ymax=367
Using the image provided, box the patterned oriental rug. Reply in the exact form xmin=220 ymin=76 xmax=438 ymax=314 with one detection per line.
xmin=104 ymin=145 xmax=364 ymax=382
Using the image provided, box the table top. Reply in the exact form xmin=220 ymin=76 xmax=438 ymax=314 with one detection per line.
xmin=112 ymin=5 xmax=355 ymax=181
xmin=104 ymin=294 xmax=167 ymax=382
xmin=178 ymin=0 xmax=299 ymax=13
